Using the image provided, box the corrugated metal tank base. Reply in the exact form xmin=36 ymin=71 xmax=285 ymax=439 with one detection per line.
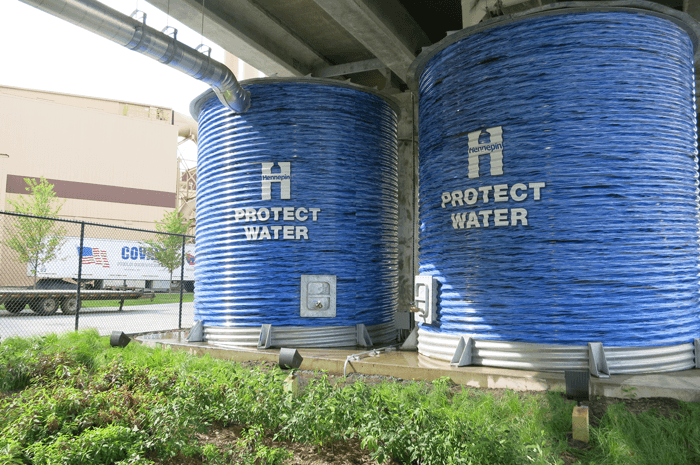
xmin=417 ymin=328 xmax=696 ymax=374
xmin=204 ymin=322 xmax=397 ymax=349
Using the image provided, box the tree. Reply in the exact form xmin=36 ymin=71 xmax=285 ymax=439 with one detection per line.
xmin=4 ymin=177 xmax=66 ymax=288
xmin=144 ymin=210 xmax=192 ymax=293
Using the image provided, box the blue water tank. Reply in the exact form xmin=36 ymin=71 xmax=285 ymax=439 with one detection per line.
xmin=190 ymin=78 xmax=399 ymax=347
xmin=409 ymin=3 xmax=700 ymax=371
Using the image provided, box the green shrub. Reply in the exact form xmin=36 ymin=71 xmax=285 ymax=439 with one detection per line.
xmin=25 ymin=425 xmax=146 ymax=465
xmin=0 ymin=436 xmax=24 ymax=464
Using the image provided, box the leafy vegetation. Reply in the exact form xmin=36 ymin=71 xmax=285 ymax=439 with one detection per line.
xmin=143 ymin=211 xmax=192 ymax=294
xmin=3 ymin=177 xmax=66 ymax=288
xmin=0 ymin=331 xmax=698 ymax=464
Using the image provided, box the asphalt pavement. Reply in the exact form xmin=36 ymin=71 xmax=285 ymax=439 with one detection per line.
xmin=0 ymin=302 xmax=194 ymax=339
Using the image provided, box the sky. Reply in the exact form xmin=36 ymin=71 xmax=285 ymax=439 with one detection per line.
xmin=0 ymin=0 xmax=226 ymax=168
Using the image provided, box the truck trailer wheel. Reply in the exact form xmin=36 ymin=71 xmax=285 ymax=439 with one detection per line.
xmin=30 ymin=297 xmax=59 ymax=316
xmin=61 ymin=297 xmax=78 ymax=315
xmin=4 ymin=299 xmax=26 ymax=314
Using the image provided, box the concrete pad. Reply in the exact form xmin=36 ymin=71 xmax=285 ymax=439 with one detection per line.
xmin=137 ymin=335 xmax=700 ymax=403
xmin=591 ymin=371 xmax=700 ymax=402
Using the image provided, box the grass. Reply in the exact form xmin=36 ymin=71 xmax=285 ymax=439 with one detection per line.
xmin=0 ymin=293 xmax=193 ymax=311
xmin=0 ymin=330 xmax=698 ymax=464
xmin=80 ymin=292 xmax=194 ymax=308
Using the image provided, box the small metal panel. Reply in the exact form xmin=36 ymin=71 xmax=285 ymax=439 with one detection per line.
xmin=414 ymin=275 xmax=436 ymax=324
xmin=450 ymin=336 xmax=474 ymax=367
xmin=186 ymin=321 xmax=204 ymax=342
xmin=258 ymin=324 xmax=273 ymax=349
xmin=300 ymin=275 xmax=336 ymax=317
xmin=356 ymin=324 xmax=373 ymax=347
xmin=588 ymin=342 xmax=610 ymax=378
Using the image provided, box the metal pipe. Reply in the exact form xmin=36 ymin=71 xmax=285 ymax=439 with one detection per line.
xmin=20 ymin=0 xmax=250 ymax=113
xmin=178 ymin=235 xmax=185 ymax=329
xmin=343 ymin=346 xmax=398 ymax=377
xmin=75 ymin=222 xmax=84 ymax=332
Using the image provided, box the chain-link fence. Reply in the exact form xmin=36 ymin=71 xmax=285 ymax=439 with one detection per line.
xmin=0 ymin=211 xmax=195 ymax=339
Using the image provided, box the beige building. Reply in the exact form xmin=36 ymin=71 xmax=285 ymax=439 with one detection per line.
xmin=0 ymin=85 xmax=197 ymax=227
xmin=0 ymin=85 xmax=196 ymax=286
xmin=0 ymin=53 xmax=262 ymax=286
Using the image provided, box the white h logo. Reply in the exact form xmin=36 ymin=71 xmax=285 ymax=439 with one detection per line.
xmin=467 ymin=126 xmax=503 ymax=179
xmin=260 ymin=162 xmax=291 ymax=200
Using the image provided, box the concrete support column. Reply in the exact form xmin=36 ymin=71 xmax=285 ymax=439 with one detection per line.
xmin=394 ymin=91 xmax=419 ymax=331
xmin=461 ymin=0 xmax=488 ymax=28
xmin=685 ymin=0 xmax=700 ymax=22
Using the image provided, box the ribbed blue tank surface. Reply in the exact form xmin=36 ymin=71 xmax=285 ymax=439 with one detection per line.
xmin=417 ymin=11 xmax=700 ymax=347
xmin=193 ymin=80 xmax=398 ymax=328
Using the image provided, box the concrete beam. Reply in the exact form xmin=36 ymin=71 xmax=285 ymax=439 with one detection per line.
xmin=500 ymin=0 xmax=551 ymax=15
xmin=311 ymin=0 xmax=430 ymax=83
xmin=463 ymin=0 xmax=550 ymax=27
xmin=312 ymin=58 xmax=385 ymax=78
xmin=147 ymin=0 xmax=329 ymax=78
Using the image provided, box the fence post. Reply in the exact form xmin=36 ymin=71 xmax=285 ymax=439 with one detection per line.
xmin=75 ymin=222 xmax=84 ymax=332
xmin=178 ymin=235 xmax=185 ymax=329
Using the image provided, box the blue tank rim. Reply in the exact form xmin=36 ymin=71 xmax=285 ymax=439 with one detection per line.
xmin=407 ymin=0 xmax=700 ymax=92
xmin=189 ymin=76 xmax=401 ymax=120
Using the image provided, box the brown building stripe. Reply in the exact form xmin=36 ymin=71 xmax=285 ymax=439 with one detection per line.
xmin=6 ymin=175 xmax=176 ymax=208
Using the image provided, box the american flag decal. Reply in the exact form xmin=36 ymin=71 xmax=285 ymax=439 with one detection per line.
xmin=78 ymin=247 xmax=111 ymax=268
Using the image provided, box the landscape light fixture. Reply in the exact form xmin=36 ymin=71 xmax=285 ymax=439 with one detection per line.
xmin=564 ymin=370 xmax=590 ymax=403
xmin=279 ymin=348 xmax=303 ymax=369
xmin=110 ymin=331 xmax=131 ymax=348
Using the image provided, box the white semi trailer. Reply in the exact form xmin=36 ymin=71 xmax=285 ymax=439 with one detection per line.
xmin=0 ymin=237 xmax=195 ymax=315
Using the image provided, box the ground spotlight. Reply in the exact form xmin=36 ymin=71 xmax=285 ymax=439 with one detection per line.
xmin=279 ymin=348 xmax=303 ymax=369
xmin=565 ymin=370 xmax=590 ymax=403
xmin=110 ymin=331 xmax=131 ymax=348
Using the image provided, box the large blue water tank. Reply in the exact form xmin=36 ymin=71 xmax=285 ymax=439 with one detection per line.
xmin=191 ymin=78 xmax=399 ymax=347
xmin=409 ymin=2 xmax=700 ymax=372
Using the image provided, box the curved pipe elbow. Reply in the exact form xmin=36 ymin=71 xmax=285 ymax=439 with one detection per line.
xmin=212 ymin=71 xmax=251 ymax=113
